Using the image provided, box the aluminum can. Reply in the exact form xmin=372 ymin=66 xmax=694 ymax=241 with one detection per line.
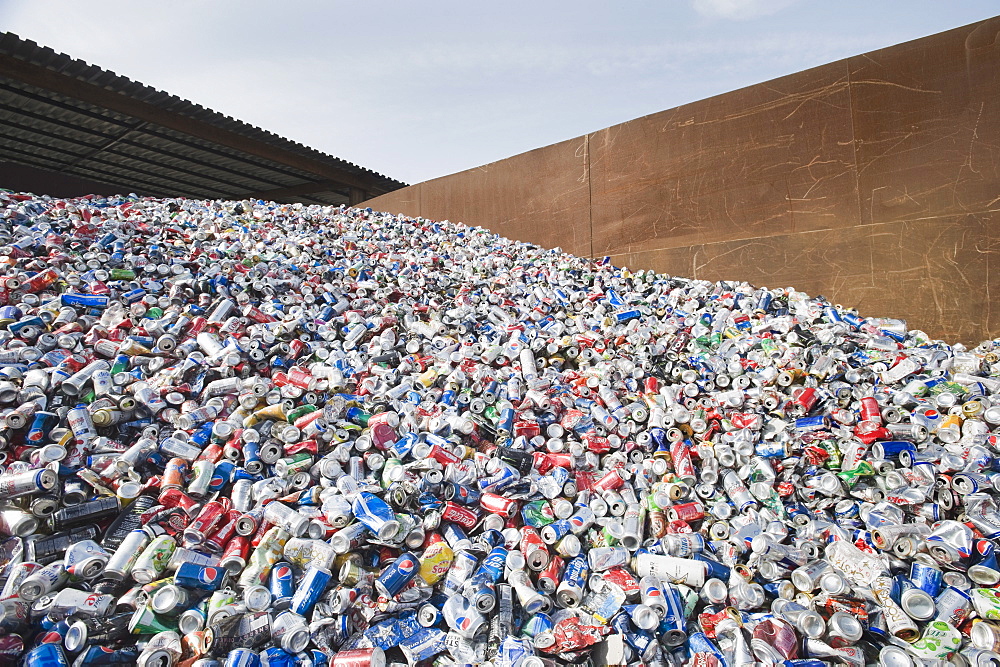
xmin=24 ymin=643 xmax=68 ymax=667
xmin=330 ymin=648 xmax=385 ymax=667
xmin=375 ymin=553 xmax=418 ymax=598
xmin=289 ymin=565 xmax=332 ymax=615
xmin=175 ymin=562 xmax=228 ymax=591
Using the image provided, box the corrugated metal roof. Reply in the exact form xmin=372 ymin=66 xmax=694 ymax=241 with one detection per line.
xmin=0 ymin=32 xmax=406 ymax=205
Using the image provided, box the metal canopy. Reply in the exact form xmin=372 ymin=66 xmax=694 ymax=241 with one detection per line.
xmin=0 ymin=32 xmax=406 ymax=205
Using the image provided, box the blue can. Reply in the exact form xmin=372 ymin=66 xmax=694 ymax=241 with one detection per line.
xmin=611 ymin=612 xmax=657 ymax=660
xmin=175 ymin=562 xmax=227 ymax=591
xmin=289 ymin=565 xmax=333 ymax=615
xmin=121 ymin=288 xmax=146 ymax=304
xmin=688 ymin=632 xmax=725 ymax=663
xmin=614 ymin=309 xmax=641 ymax=323
xmin=269 ymin=561 xmax=295 ymax=607
xmin=352 ymin=491 xmax=399 ymax=540
xmin=73 ymin=646 xmax=141 ymax=667
xmin=970 ymin=539 xmax=1000 ymax=584
xmin=794 ymin=416 xmax=829 ymax=432
xmin=243 ymin=441 xmax=262 ymax=470
xmin=209 ymin=461 xmax=236 ymax=492
xmin=841 ymin=312 xmax=864 ymax=330
xmin=659 ymin=584 xmax=686 ymax=646
xmin=872 ymin=440 xmax=917 ymax=460
xmin=375 ymin=552 xmax=419 ymax=598
xmin=398 ymin=627 xmax=448 ymax=663
xmin=24 ymin=644 xmax=68 ymax=667
xmin=442 ymin=482 xmax=481 ymax=506
xmin=302 ymin=650 xmax=328 ymax=667
xmin=60 ymin=293 xmax=110 ymax=309
xmin=693 ymin=553 xmax=731 ymax=582
xmin=910 ymin=561 xmax=943 ymax=597
xmin=190 ymin=423 xmax=215 ymax=448
xmin=522 ymin=611 xmax=554 ymax=640
xmin=470 ymin=547 xmax=507 ymax=587
xmin=258 ymin=648 xmax=295 ymax=667
xmin=0 ymin=305 xmax=22 ymax=323
xmin=558 ymin=554 xmax=589 ymax=605
xmin=497 ymin=407 xmax=515 ymax=433
xmin=224 ymin=649 xmax=260 ymax=667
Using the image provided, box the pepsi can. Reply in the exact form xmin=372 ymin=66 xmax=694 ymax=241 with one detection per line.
xmin=175 ymin=562 xmax=227 ymax=591
xmin=73 ymin=646 xmax=140 ymax=667
xmin=375 ymin=551 xmax=419 ymax=598
xmin=289 ymin=565 xmax=332 ymax=616
xmin=224 ymin=649 xmax=260 ymax=667
xmin=24 ymin=643 xmax=68 ymax=667
xmin=269 ymin=561 xmax=295 ymax=609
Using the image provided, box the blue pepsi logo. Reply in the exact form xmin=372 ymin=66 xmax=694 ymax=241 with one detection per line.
xmin=199 ymin=567 xmax=220 ymax=584
xmin=455 ymin=615 xmax=473 ymax=632
xmin=274 ymin=566 xmax=292 ymax=580
xmin=396 ymin=557 xmax=416 ymax=575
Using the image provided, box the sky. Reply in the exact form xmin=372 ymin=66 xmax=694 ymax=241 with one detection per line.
xmin=1 ymin=1 xmax=998 ymax=185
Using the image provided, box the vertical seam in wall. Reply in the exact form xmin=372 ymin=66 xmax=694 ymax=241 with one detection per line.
xmin=586 ymin=133 xmax=594 ymax=259
xmin=845 ymin=58 xmax=868 ymax=278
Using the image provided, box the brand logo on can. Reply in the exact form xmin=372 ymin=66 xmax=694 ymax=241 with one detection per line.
xmin=199 ymin=567 xmax=220 ymax=584
xmin=396 ymin=557 xmax=416 ymax=576
xmin=455 ymin=615 xmax=473 ymax=632
xmin=37 ymin=631 xmax=62 ymax=645
xmin=274 ymin=565 xmax=292 ymax=581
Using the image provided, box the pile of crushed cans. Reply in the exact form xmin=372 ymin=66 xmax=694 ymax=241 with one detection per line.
xmin=2 ymin=190 xmax=1000 ymax=667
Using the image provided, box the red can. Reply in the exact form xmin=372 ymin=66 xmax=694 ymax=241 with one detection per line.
xmin=514 ymin=420 xmax=540 ymax=439
xmin=480 ymin=492 xmax=518 ymax=517
xmin=592 ymin=467 xmax=627 ymax=493
xmin=427 ymin=444 xmax=460 ymax=466
xmin=203 ymin=509 xmax=242 ymax=552
xmin=332 ymin=648 xmax=385 ymax=667
xmin=186 ymin=501 xmax=226 ymax=540
xmin=158 ymin=487 xmax=199 ymax=514
xmin=520 ymin=526 xmax=550 ymax=571
xmin=670 ymin=501 xmax=706 ymax=522
xmin=793 ymin=387 xmax=818 ymax=413
xmin=441 ymin=502 xmax=478 ymax=529
xmin=369 ymin=422 xmax=397 ymax=450
xmin=537 ymin=554 xmax=565 ymax=593
xmin=859 ymin=396 xmax=882 ymax=424
xmin=604 ymin=566 xmax=640 ymax=597
xmin=583 ymin=433 xmax=611 ymax=454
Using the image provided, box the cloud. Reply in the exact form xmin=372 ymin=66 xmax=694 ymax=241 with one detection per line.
xmin=691 ymin=0 xmax=800 ymax=21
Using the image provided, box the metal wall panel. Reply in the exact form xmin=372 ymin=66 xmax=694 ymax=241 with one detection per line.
xmin=363 ymin=17 xmax=1000 ymax=345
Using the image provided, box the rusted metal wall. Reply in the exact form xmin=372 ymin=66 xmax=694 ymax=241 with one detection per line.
xmin=363 ymin=17 xmax=1000 ymax=345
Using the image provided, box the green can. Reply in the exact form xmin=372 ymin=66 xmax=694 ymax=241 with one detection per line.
xmin=128 ymin=604 xmax=177 ymax=635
